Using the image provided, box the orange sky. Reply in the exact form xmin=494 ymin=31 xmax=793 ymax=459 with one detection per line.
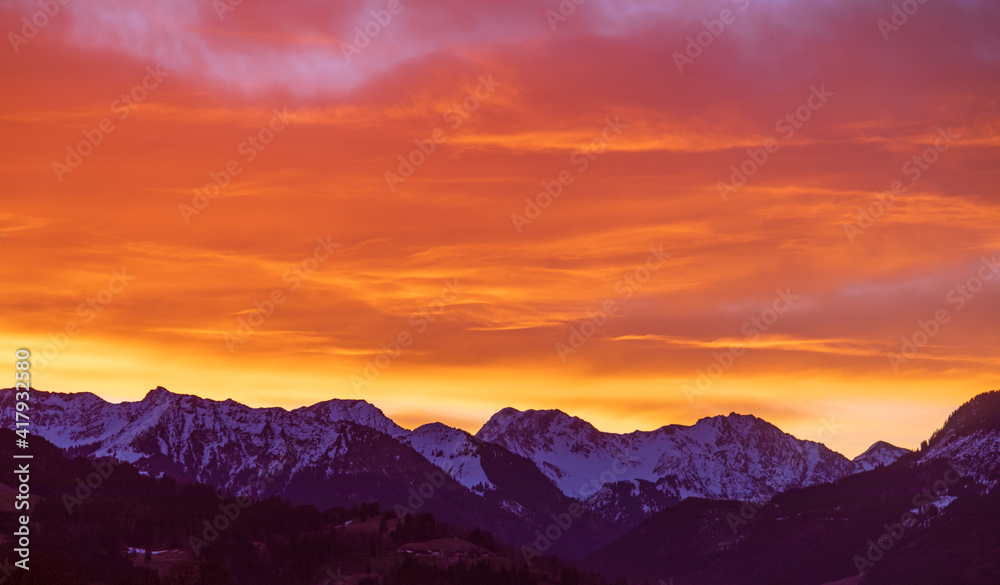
xmin=1 ymin=0 xmax=998 ymax=457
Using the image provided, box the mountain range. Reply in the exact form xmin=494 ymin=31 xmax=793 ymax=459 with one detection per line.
xmin=585 ymin=389 xmax=1000 ymax=584
xmin=3 ymin=386 xmax=998 ymax=584
xmin=3 ymin=386 xmax=910 ymax=557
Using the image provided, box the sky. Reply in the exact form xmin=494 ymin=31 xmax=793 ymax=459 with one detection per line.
xmin=1 ymin=0 xmax=998 ymax=457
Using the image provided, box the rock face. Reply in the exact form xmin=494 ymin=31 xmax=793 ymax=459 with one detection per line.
xmin=583 ymin=390 xmax=1000 ymax=585
xmin=14 ymin=387 xmax=403 ymax=491
xmin=852 ymin=440 xmax=911 ymax=472
xmin=8 ymin=386 xmax=996 ymax=581
xmin=923 ymin=389 xmax=1000 ymax=493
xmin=405 ymin=422 xmax=494 ymax=495
xmin=476 ymin=407 xmax=865 ymax=525
xmin=0 ymin=386 xmax=903 ymax=546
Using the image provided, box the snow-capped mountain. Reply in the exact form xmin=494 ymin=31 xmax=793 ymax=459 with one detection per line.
xmin=585 ymin=390 xmax=1000 ymax=585
xmin=923 ymin=389 xmax=1000 ymax=493
xmin=404 ymin=423 xmax=494 ymax=494
xmin=3 ymin=387 xmax=530 ymax=503
xmin=13 ymin=387 xmax=413 ymax=494
xmin=6 ymin=385 xmax=996 ymax=579
xmin=852 ymin=440 xmax=911 ymax=472
xmin=5 ymin=387 xmax=596 ymax=552
xmin=0 ymin=385 xmax=916 ymax=542
xmin=1 ymin=387 xmax=625 ymax=556
xmin=476 ymin=407 xmax=859 ymax=507
xmin=293 ymin=397 xmax=408 ymax=439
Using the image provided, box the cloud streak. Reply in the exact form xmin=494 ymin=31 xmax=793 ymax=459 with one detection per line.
xmin=1 ymin=0 xmax=998 ymax=457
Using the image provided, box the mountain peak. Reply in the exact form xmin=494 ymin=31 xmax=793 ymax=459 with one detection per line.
xmin=294 ymin=398 xmax=408 ymax=438
xmin=680 ymin=411 xmax=776 ymax=436
xmin=141 ymin=386 xmax=212 ymax=408
xmin=143 ymin=386 xmax=178 ymax=401
xmin=929 ymin=389 xmax=1000 ymax=447
xmin=853 ymin=440 xmax=910 ymax=471
xmin=413 ymin=421 xmax=460 ymax=435
xmin=705 ymin=412 xmax=766 ymax=425
xmin=476 ymin=407 xmax=600 ymax=444
xmin=923 ymin=390 xmax=1000 ymax=492
xmin=865 ymin=440 xmax=905 ymax=452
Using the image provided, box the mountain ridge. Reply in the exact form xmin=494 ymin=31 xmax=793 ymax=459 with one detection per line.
xmin=0 ymin=385 xmax=914 ymax=556
xmin=6 ymin=387 xmax=906 ymax=484
xmin=583 ymin=389 xmax=1000 ymax=584
xmin=475 ymin=404 xmax=880 ymax=511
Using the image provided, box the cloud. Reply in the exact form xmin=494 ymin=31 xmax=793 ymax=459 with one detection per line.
xmin=1 ymin=0 xmax=998 ymax=457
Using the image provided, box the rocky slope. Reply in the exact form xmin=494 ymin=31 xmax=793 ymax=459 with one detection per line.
xmin=584 ymin=390 xmax=1000 ymax=585
xmin=852 ymin=440 xmax=911 ymax=471
xmin=475 ymin=407 xmax=881 ymax=524
xmin=0 ymin=386 xmax=911 ymax=555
